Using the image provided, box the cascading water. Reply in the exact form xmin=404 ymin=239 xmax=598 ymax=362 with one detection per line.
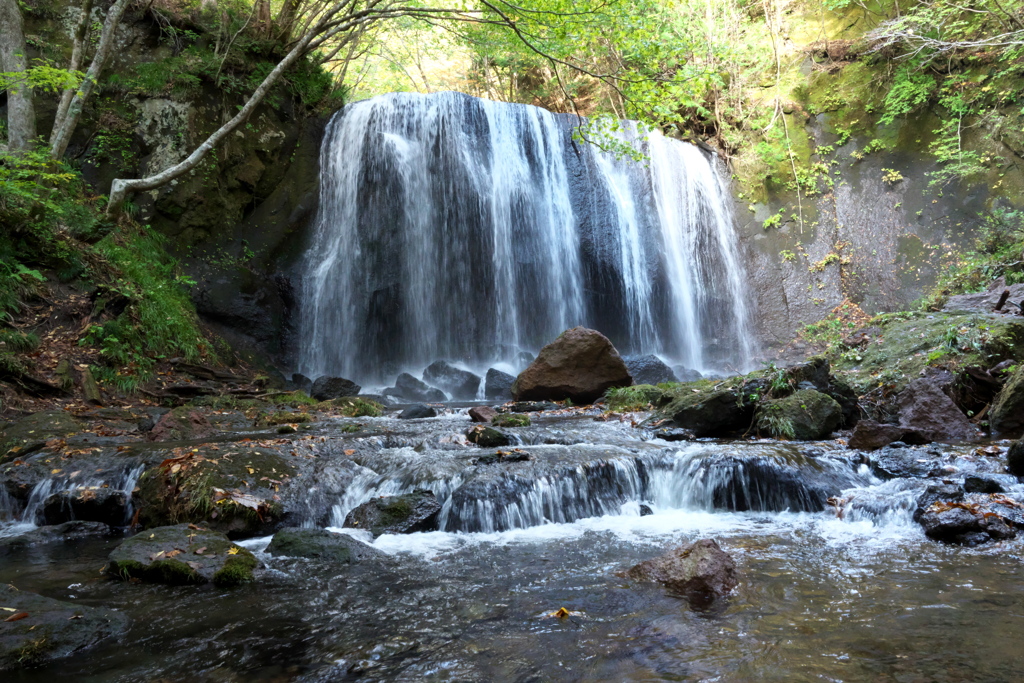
xmin=300 ymin=91 xmax=753 ymax=382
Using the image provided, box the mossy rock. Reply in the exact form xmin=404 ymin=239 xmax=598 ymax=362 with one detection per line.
xmin=491 ymin=413 xmax=531 ymax=428
xmin=342 ymin=490 xmax=441 ymax=537
xmin=321 ymin=397 xmax=383 ymax=417
xmin=466 ymin=425 xmax=512 ymax=448
xmin=991 ymin=366 xmax=1024 ymax=438
xmin=658 ymin=377 xmax=765 ymax=437
xmin=135 ymin=445 xmax=295 ymax=536
xmin=266 ymin=527 xmax=387 ymax=562
xmin=260 ymin=411 xmax=311 ymax=426
xmin=0 ymin=411 xmax=80 ymax=463
xmin=0 ymin=583 xmax=129 ymax=671
xmin=107 ymin=524 xmax=256 ymax=587
xmin=755 ymin=390 xmax=842 ymax=440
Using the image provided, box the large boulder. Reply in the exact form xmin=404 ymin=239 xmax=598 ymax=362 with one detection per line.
xmin=383 ymin=373 xmax=447 ymax=403
xmin=422 ymin=361 xmax=481 ymax=400
xmin=897 ymin=378 xmax=978 ymax=442
xmin=266 ymin=528 xmax=387 ymax=563
xmin=0 ymin=584 xmax=129 ymax=671
xmin=484 ymin=368 xmax=516 ymax=400
xmin=310 ymin=376 xmax=361 ymax=401
xmin=754 ymin=389 xmax=842 ymax=440
xmin=399 ymin=404 xmax=438 ymax=419
xmin=660 ymin=386 xmax=759 ymax=437
xmin=107 ymin=524 xmax=257 ymax=586
xmin=848 ymin=420 xmax=934 ymax=451
xmin=625 ymin=538 xmax=738 ymax=607
xmin=1007 ymin=438 xmax=1024 ymax=476
xmin=991 ymin=366 xmax=1024 ymax=438
xmin=511 ymin=327 xmax=631 ymax=404
xmin=624 ymin=355 xmax=677 ymax=385
xmin=343 ymin=490 xmax=441 ymax=537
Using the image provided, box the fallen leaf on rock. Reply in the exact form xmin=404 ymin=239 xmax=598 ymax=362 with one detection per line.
xmin=344 ymin=449 xmax=355 ymax=455
xmin=150 ymin=551 xmax=166 ymax=561
xmin=228 ymin=547 xmax=240 ymax=555
xmin=194 ymin=547 xmax=207 ymax=555
xmin=4 ymin=612 xmax=29 ymax=622
xmin=165 ymin=549 xmax=183 ymax=558
xmin=551 ymin=607 xmax=570 ymax=619
xmin=0 ymin=607 xmax=16 ymax=612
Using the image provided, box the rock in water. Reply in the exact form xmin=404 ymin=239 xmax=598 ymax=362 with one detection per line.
xmin=466 ymin=425 xmax=512 ymax=448
xmin=512 ymin=327 xmax=631 ymax=404
xmin=484 ymin=368 xmax=515 ymax=400
xmin=43 ymin=489 xmax=130 ymax=527
xmin=311 ymin=376 xmax=361 ymax=401
xmin=848 ymin=420 xmax=933 ymax=451
xmin=469 ymin=406 xmax=498 ymax=423
xmin=0 ymin=411 xmax=80 ymax=463
xmin=755 ymin=389 xmax=842 ymax=440
xmin=399 ymin=404 xmax=437 ymax=419
xmin=626 ymin=538 xmax=738 ymax=607
xmin=266 ymin=528 xmax=387 ymax=563
xmin=0 ymin=584 xmax=129 ymax=671
xmin=624 ymin=355 xmax=677 ymax=385
xmin=422 ymin=361 xmax=481 ymax=400
xmin=343 ymin=490 xmax=441 ymax=537
xmin=147 ymin=408 xmax=215 ymax=442
xmin=897 ymin=379 xmax=978 ymax=442
xmin=0 ymin=521 xmax=111 ymax=558
xmin=1007 ymin=437 xmax=1024 ymax=476
xmin=107 ymin=524 xmax=257 ymax=587
xmin=991 ymin=366 xmax=1024 ymax=437
xmin=383 ymin=373 xmax=448 ymax=402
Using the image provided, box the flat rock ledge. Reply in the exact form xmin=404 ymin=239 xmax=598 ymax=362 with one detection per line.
xmin=107 ymin=524 xmax=257 ymax=587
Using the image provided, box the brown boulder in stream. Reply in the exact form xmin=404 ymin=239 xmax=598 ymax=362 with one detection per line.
xmin=626 ymin=538 xmax=738 ymax=607
xmin=511 ymin=327 xmax=631 ymax=404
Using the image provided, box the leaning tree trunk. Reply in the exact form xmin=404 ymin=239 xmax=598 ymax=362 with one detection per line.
xmin=50 ymin=0 xmax=94 ymax=142
xmin=49 ymin=0 xmax=131 ymax=159
xmin=0 ymin=0 xmax=36 ymax=152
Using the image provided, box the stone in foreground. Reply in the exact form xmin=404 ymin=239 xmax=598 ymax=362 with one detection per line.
xmin=0 ymin=583 xmax=129 ymax=671
xmin=512 ymin=327 xmax=631 ymax=404
xmin=343 ymin=490 xmax=441 ymax=537
xmin=266 ymin=528 xmax=388 ymax=563
xmin=310 ymin=376 xmax=361 ymax=401
xmin=755 ymin=389 xmax=842 ymax=440
xmin=626 ymin=538 xmax=738 ymax=608
xmin=107 ymin=524 xmax=257 ymax=586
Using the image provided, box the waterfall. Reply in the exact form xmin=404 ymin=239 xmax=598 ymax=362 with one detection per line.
xmin=300 ymin=91 xmax=753 ymax=382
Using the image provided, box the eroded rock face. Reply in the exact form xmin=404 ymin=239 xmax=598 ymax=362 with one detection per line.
xmin=310 ymin=376 xmax=361 ymax=401
xmin=266 ymin=528 xmax=387 ymax=563
xmin=42 ymin=489 xmax=130 ymax=527
xmin=897 ymin=379 xmax=978 ymax=442
xmin=511 ymin=327 xmax=631 ymax=404
xmin=422 ymin=361 xmax=480 ymax=400
xmin=107 ymin=524 xmax=257 ymax=586
xmin=625 ymin=538 xmax=738 ymax=607
xmin=0 ymin=584 xmax=129 ymax=671
xmin=991 ymin=367 xmax=1024 ymax=438
xmin=343 ymin=490 xmax=441 ymax=537
xmin=148 ymin=408 xmax=215 ymax=443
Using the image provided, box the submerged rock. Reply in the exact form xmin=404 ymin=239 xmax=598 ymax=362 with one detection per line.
xmin=266 ymin=528 xmax=387 ymax=563
xmin=484 ymin=368 xmax=515 ymax=400
xmin=310 ymin=376 xmax=361 ymax=401
xmin=423 ymin=361 xmax=480 ymax=400
xmin=383 ymin=373 xmax=447 ymax=403
xmin=399 ymin=404 xmax=437 ymax=419
xmin=0 ymin=583 xmax=129 ymax=671
xmin=107 ymin=524 xmax=257 ymax=586
xmin=503 ymin=401 xmax=557 ymax=413
xmin=754 ymin=389 xmax=842 ymax=440
xmin=512 ymin=327 xmax=632 ymax=404
xmin=625 ymin=538 xmax=738 ymax=607
xmin=624 ymin=355 xmax=677 ymax=385
xmin=0 ymin=521 xmax=111 ymax=557
xmin=343 ymin=490 xmax=441 ymax=537
xmin=991 ymin=366 xmax=1024 ymax=438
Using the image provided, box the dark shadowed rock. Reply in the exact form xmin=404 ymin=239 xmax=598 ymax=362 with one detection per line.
xmin=0 ymin=411 xmax=80 ymax=463
xmin=785 ymin=356 xmax=831 ymax=390
xmin=512 ymin=327 xmax=632 ymax=404
xmin=964 ymin=475 xmax=1006 ymax=494
xmin=625 ymin=538 xmax=737 ymax=607
xmin=399 ymin=404 xmax=437 ymax=419
xmin=469 ymin=406 xmax=498 ymax=423
xmin=423 ymin=361 xmax=481 ymax=400
xmin=0 ymin=584 xmax=129 ymax=671
xmin=484 ymin=368 xmax=516 ymax=400
xmin=919 ymin=507 xmax=984 ymax=542
xmin=897 ymin=379 xmax=978 ymax=442
xmin=266 ymin=528 xmax=387 ymax=563
xmin=383 ymin=373 xmax=448 ymax=402
xmin=849 ymin=420 xmax=934 ymax=451
xmin=652 ymin=428 xmax=695 ymax=442
xmin=1007 ymin=438 xmax=1024 ymax=476
xmin=43 ymin=489 xmax=130 ymax=527
xmin=310 ymin=376 xmax=361 ymax=401
xmin=107 ymin=524 xmax=257 ymax=586
xmin=291 ymin=373 xmax=313 ymax=393
xmin=503 ymin=401 xmax=557 ymax=413
xmin=991 ymin=367 xmax=1024 ymax=437
xmin=466 ymin=425 xmax=512 ymax=448
xmin=662 ymin=387 xmax=758 ymax=438
xmin=913 ymin=483 xmax=964 ymax=522
xmin=624 ymin=355 xmax=677 ymax=385
xmin=639 ymin=504 xmax=654 ymax=516
xmin=343 ymin=490 xmax=441 ymax=537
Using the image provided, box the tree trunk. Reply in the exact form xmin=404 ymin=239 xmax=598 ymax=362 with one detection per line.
xmin=51 ymin=0 xmax=94 ymax=142
xmin=275 ymin=0 xmax=302 ymax=42
xmin=0 ymin=0 xmax=36 ymax=152
xmin=49 ymin=0 xmax=131 ymax=159
xmin=106 ymin=16 xmax=330 ymax=215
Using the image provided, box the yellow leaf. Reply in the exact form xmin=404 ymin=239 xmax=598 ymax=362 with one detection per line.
xmin=246 ymin=467 xmax=255 ymax=475
xmin=51 ymin=469 xmax=61 ymax=475
xmin=552 ymin=607 xmax=570 ymax=619
xmin=228 ymin=547 xmax=239 ymax=555
xmin=0 ymin=607 xmax=16 ymax=612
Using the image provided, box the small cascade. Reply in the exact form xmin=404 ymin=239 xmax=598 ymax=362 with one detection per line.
xmin=0 ymin=485 xmax=18 ymax=523
xmin=300 ymin=91 xmax=754 ymax=382
xmin=17 ymin=464 xmax=145 ymax=526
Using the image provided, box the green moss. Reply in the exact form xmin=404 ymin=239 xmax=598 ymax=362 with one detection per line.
xmin=212 ymin=553 xmax=257 ymax=587
xmin=327 ymin=397 xmax=383 ymax=417
xmin=261 ymin=411 xmax=311 ymax=426
xmin=492 ymin=412 xmax=531 ymax=427
xmin=604 ymin=384 xmax=666 ymax=411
